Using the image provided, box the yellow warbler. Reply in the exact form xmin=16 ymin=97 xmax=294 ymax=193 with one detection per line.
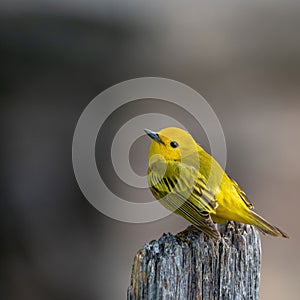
xmin=145 ymin=127 xmax=288 ymax=240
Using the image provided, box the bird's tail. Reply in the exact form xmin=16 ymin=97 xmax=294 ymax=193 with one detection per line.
xmin=248 ymin=211 xmax=289 ymax=238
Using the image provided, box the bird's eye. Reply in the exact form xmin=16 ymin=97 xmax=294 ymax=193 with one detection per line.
xmin=170 ymin=141 xmax=179 ymax=148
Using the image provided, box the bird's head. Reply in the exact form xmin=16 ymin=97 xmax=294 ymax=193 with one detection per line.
xmin=144 ymin=127 xmax=199 ymax=164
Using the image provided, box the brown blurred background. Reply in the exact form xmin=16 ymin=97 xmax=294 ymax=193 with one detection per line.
xmin=1 ymin=1 xmax=300 ymax=299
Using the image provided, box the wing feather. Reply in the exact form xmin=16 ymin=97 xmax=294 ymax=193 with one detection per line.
xmin=228 ymin=175 xmax=254 ymax=209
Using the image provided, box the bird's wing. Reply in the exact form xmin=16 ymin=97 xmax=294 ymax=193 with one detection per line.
xmin=167 ymin=162 xmax=218 ymax=212
xmin=149 ymin=161 xmax=220 ymax=239
xmin=149 ymin=160 xmax=218 ymax=212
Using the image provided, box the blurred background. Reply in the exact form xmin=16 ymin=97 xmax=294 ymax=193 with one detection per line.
xmin=1 ymin=1 xmax=300 ymax=299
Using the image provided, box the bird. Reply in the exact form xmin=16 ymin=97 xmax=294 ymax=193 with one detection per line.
xmin=144 ymin=127 xmax=289 ymax=240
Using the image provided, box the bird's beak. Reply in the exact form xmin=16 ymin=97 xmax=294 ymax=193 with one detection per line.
xmin=144 ymin=128 xmax=165 ymax=145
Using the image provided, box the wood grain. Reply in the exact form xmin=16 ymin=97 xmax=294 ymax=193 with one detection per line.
xmin=128 ymin=222 xmax=261 ymax=300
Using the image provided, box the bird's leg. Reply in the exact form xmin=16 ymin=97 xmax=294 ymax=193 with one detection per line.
xmin=176 ymin=225 xmax=199 ymax=244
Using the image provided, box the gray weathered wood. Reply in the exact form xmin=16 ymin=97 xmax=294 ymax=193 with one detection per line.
xmin=127 ymin=222 xmax=261 ymax=300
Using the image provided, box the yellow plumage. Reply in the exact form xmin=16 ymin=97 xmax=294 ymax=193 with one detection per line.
xmin=145 ymin=127 xmax=288 ymax=240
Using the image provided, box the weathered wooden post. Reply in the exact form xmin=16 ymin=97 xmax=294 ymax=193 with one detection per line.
xmin=127 ymin=222 xmax=261 ymax=300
